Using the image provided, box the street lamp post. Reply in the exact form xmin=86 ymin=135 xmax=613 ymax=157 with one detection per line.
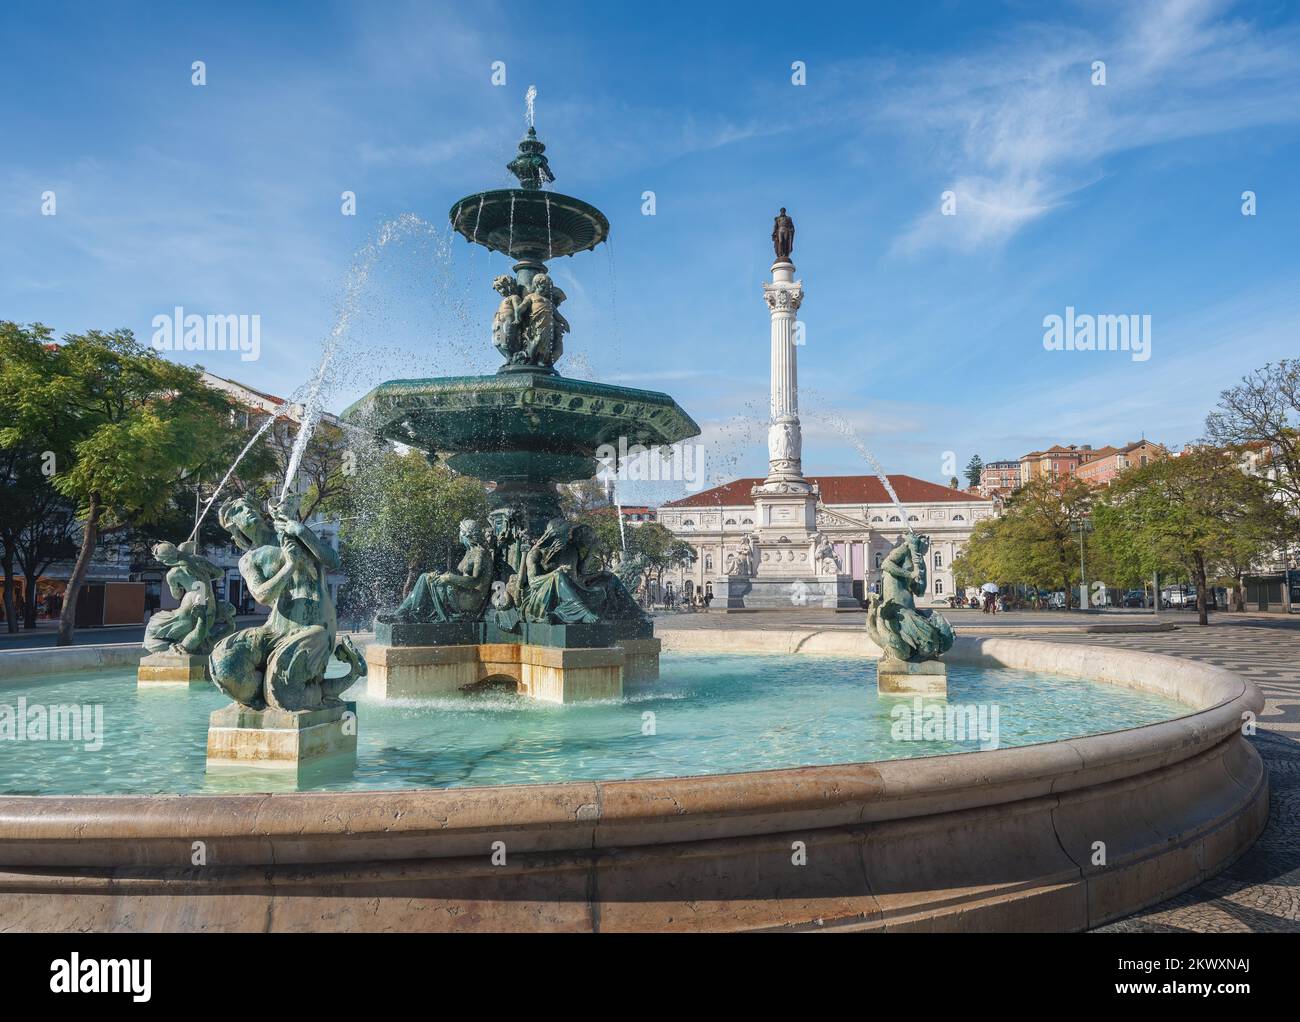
xmin=1071 ymin=517 xmax=1093 ymax=611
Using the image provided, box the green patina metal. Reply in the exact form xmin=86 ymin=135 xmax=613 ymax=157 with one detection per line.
xmin=345 ymin=116 xmax=701 ymax=644
xmin=865 ymin=534 xmax=955 ymax=663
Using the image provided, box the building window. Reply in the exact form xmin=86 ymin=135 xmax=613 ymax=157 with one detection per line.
xmin=907 ymin=515 xmax=919 ymax=522
xmin=742 ymin=518 xmax=754 ymax=525
xmin=874 ymin=552 xmax=883 ymax=569
xmin=682 ymin=519 xmax=695 ymax=528
xmin=871 ymin=516 xmax=883 ymax=523
xmin=953 ymin=514 xmax=965 ymax=521
xmin=724 ymin=518 xmax=736 ymax=526
xmin=889 ymin=515 xmax=900 ymax=522
xmin=935 ymin=579 xmax=944 ymax=594
xmin=704 ymin=555 xmax=713 ymax=571
xmin=934 ymin=551 xmax=943 ymax=568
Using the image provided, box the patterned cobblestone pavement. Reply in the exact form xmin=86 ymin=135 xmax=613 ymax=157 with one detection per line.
xmin=1018 ymin=619 xmax=1300 ymax=933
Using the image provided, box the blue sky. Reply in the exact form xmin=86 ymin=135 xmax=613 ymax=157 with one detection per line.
xmin=4 ymin=0 xmax=1299 ymax=505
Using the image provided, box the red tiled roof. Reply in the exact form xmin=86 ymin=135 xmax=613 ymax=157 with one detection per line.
xmin=662 ymin=475 xmax=990 ymax=509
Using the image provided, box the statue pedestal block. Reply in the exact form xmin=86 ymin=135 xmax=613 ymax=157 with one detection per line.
xmin=137 ymin=651 xmax=208 ymax=686
xmin=876 ymin=658 xmax=947 ymax=696
xmin=365 ymin=643 xmax=481 ymax=699
xmin=362 ymin=642 xmax=624 ymax=703
xmin=618 ymin=637 xmax=661 ymax=681
xmin=515 ymin=644 xmax=623 ymax=703
xmin=205 ymin=701 xmax=357 ymax=770
xmin=374 ymin=619 xmax=484 ymax=647
xmin=713 ymin=575 xmax=856 ymax=610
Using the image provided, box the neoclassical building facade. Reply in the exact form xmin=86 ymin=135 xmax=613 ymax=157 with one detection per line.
xmin=657 ymin=475 xmax=993 ymax=605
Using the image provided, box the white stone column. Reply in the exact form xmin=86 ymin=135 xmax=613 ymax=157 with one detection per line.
xmin=761 ymin=260 xmax=806 ymax=487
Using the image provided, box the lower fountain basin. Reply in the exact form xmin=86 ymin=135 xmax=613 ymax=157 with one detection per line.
xmin=0 ymin=636 xmax=1266 ymax=932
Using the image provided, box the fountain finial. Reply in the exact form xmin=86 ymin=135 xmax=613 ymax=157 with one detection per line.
xmin=508 ymin=127 xmax=555 ymax=190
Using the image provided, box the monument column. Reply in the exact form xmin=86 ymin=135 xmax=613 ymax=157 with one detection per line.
xmin=720 ymin=208 xmax=853 ymax=609
xmin=761 ymin=260 xmax=807 ymax=489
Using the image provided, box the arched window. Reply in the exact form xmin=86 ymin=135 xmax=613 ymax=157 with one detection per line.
xmin=907 ymin=515 xmax=919 ymax=522
xmin=724 ymin=518 xmax=736 ymax=526
xmin=933 ymin=551 xmax=943 ymax=568
xmin=682 ymin=519 xmax=695 ymax=528
xmin=934 ymin=579 xmax=944 ymax=594
xmin=953 ymin=514 xmax=965 ymax=521
xmin=871 ymin=515 xmax=883 ymax=523
xmin=888 ymin=515 xmax=900 ymax=522
xmin=742 ymin=518 xmax=754 ymax=525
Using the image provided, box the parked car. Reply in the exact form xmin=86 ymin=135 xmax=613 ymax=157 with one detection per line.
xmin=1121 ymin=590 xmax=1146 ymax=608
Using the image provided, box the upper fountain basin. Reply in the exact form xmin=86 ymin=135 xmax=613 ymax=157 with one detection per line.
xmin=343 ymin=372 xmax=700 ymax=480
xmin=450 ymin=190 xmax=610 ymax=261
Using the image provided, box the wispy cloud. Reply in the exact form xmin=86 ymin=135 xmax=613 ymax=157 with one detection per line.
xmin=876 ymin=0 xmax=1300 ymax=254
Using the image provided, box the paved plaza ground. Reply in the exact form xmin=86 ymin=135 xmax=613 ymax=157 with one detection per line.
xmin=658 ymin=608 xmax=1300 ymax=932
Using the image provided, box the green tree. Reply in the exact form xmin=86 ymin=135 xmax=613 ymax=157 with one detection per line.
xmin=560 ymin=477 xmax=610 ymax=517
xmin=624 ymin=522 xmax=695 ymax=598
xmin=0 ymin=445 xmax=78 ymax=630
xmin=1095 ymin=448 xmax=1282 ymax=625
xmin=265 ymin=417 xmax=352 ymax=520
xmin=0 ymin=325 xmax=233 ymax=644
xmin=339 ymin=449 xmax=487 ymax=609
xmin=964 ymin=454 xmax=984 ymax=489
xmin=951 ymin=477 xmax=1092 ymax=605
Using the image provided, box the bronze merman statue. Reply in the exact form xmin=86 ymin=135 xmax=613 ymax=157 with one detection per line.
xmin=209 ymin=495 xmax=365 ymax=711
xmin=143 ymin=540 xmax=235 ymax=656
xmin=865 ymin=534 xmax=954 ymax=662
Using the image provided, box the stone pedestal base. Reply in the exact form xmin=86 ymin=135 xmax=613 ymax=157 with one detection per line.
xmin=618 ymin=637 xmax=661 ymax=681
xmin=364 ymin=642 xmax=624 ymax=703
xmin=713 ymin=575 xmax=857 ymax=610
xmin=206 ymin=701 xmax=357 ymax=770
xmin=876 ymin=658 xmax=947 ymax=696
xmin=137 ymin=651 xmax=208 ymax=686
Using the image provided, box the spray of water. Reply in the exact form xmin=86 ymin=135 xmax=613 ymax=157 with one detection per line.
xmin=279 ymin=214 xmax=440 ymax=507
xmin=507 ymin=193 xmax=516 ymax=256
xmin=525 ymin=84 xmax=537 ymax=128
xmin=813 ymin=410 xmax=913 ymax=533
xmin=188 ymin=415 xmax=277 ymax=543
xmin=611 ymin=479 xmax=627 ymax=553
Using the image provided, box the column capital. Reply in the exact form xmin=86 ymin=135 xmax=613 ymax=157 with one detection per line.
xmin=762 ymin=280 xmax=803 ymax=313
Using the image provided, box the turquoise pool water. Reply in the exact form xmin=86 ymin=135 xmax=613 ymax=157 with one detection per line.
xmin=0 ymin=653 xmax=1187 ymax=794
